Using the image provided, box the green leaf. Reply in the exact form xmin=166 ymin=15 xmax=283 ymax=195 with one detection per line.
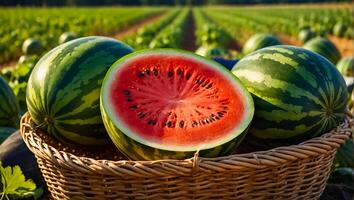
xmin=0 ymin=161 xmax=38 ymax=200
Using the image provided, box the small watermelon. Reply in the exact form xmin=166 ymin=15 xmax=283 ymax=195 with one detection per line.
xmin=232 ymin=45 xmax=348 ymax=149
xmin=59 ymin=32 xmax=78 ymax=44
xmin=0 ymin=76 xmax=20 ymax=128
xmin=303 ymin=37 xmax=341 ymax=64
xmin=333 ymin=22 xmax=348 ymax=38
xmin=298 ymin=29 xmax=315 ymax=43
xmin=242 ymin=33 xmax=282 ymax=55
xmin=337 ymin=56 xmax=354 ymax=77
xmin=22 ymin=38 xmax=42 ymax=55
xmin=195 ymin=46 xmax=227 ymax=58
xmin=100 ymin=49 xmax=254 ymax=160
xmin=26 ymin=36 xmax=133 ymax=145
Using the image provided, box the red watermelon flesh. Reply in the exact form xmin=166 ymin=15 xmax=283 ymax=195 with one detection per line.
xmin=101 ymin=49 xmax=254 ymax=160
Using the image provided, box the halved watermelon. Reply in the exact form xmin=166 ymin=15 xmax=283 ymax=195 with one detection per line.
xmin=101 ymin=49 xmax=254 ymax=160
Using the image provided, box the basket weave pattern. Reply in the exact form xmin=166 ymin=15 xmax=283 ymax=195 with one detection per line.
xmin=20 ymin=113 xmax=353 ymax=200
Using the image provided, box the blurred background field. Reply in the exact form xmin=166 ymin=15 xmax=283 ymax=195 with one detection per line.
xmin=0 ymin=0 xmax=353 ymax=199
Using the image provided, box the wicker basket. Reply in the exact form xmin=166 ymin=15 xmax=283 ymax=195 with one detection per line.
xmin=20 ymin=112 xmax=353 ymax=200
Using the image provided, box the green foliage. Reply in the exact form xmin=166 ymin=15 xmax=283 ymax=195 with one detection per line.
xmin=0 ymin=161 xmax=43 ymax=200
xmin=0 ymin=7 xmax=165 ymax=64
xmin=1 ymin=56 xmax=39 ymax=112
xmin=149 ymin=8 xmax=190 ymax=48
xmin=194 ymin=8 xmax=231 ymax=48
xmin=124 ymin=8 xmax=181 ymax=49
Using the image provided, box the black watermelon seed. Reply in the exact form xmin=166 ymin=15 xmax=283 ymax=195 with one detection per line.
xmin=167 ymin=70 xmax=173 ymax=77
xmin=123 ymin=90 xmax=131 ymax=95
xmin=138 ymin=112 xmax=146 ymax=119
xmin=215 ymin=116 xmax=220 ymax=120
xmin=177 ymin=69 xmax=183 ymax=75
xmin=202 ymin=82 xmax=208 ymax=87
xmin=153 ymin=68 xmax=158 ymax=76
xmin=186 ymin=73 xmax=191 ymax=80
xmin=179 ymin=121 xmax=185 ymax=128
xmin=127 ymin=99 xmax=132 ymax=102
xmin=167 ymin=121 xmax=172 ymax=128
xmin=206 ymin=83 xmax=213 ymax=89
xmin=192 ymin=121 xmax=198 ymax=127
xmin=130 ymin=105 xmax=137 ymax=110
xmin=145 ymin=69 xmax=151 ymax=75
xmin=136 ymin=72 xmax=144 ymax=78
xmin=148 ymin=120 xmax=157 ymax=126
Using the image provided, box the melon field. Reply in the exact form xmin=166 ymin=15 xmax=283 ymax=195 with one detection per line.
xmin=0 ymin=3 xmax=353 ymax=200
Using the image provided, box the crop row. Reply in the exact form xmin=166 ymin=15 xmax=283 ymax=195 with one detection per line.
xmin=203 ymin=6 xmax=353 ymax=42
xmin=0 ymin=7 xmax=165 ymax=64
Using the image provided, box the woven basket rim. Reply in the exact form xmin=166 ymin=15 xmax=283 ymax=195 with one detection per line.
xmin=20 ymin=112 xmax=353 ymax=177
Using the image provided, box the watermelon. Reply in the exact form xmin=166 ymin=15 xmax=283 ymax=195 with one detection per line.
xmin=100 ymin=49 xmax=254 ymax=160
xmin=232 ymin=45 xmax=348 ymax=149
xmin=22 ymin=38 xmax=42 ymax=55
xmin=0 ymin=76 xmax=20 ymax=128
xmin=195 ymin=46 xmax=227 ymax=58
xmin=303 ymin=37 xmax=341 ymax=64
xmin=0 ymin=127 xmax=17 ymax=144
xmin=59 ymin=32 xmax=78 ymax=44
xmin=332 ymin=139 xmax=354 ymax=169
xmin=337 ymin=56 xmax=354 ymax=93
xmin=336 ymin=56 xmax=354 ymax=77
xmin=26 ymin=36 xmax=133 ymax=145
xmin=333 ymin=22 xmax=348 ymax=38
xmin=298 ymin=29 xmax=315 ymax=43
xmin=242 ymin=33 xmax=282 ymax=55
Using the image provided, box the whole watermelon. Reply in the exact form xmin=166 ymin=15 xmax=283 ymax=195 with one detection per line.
xmin=303 ymin=37 xmax=341 ymax=64
xmin=298 ymin=29 xmax=315 ymax=43
xmin=333 ymin=22 xmax=348 ymax=38
xmin=26 ymin=36 xmax=133 ymax=145
xmin=22 ymin=38 xmax=42 ymax=55
xmin=336 ymin=56 xmax=354 ymax=93
xmin=337 ymin=56 xmax=354 ymax=77
xmin=59 ymin=32 xmax=78 ymax=44
xmin=195 ymin=46 xmax=227 ymax=58
xmin=232 ymin=45 xmax=348 ymax=149
xmin=0 ymin=76 xmax=20 ymax=128
xmin=242 ymin=33 xmax=282 ymax=55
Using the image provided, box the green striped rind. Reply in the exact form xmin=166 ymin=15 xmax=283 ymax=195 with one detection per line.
xmin=0 ymin=76 xmax=20 ymax=128
xmin=101 ymin=49 xmax=254 ymax=160
xmin=26 ymin=36 xmax=133 ymax=145
xmin=336 ymin=56 xmax=354 ymax=77
xmin=303 ymin=37 xmax=341 ymax=64
xmin=232 ymin=45 xmax=348 ymax=149
xmin=0 ymin=127 xmax=17 ymax=144
xmin=243 ymin=34 xmax=282 ymax=55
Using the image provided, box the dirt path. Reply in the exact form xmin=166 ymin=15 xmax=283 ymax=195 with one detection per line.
xmin=0 ymin=61 xmax=17 ymax=70
xmin=112 ymin=13 xmax=165 ymax=40
xmin=329 ymin=36 xmax=354 ymax=58
xmin=181 ymin=11 xmax=197 ymax=51
xmin=278 ymin=34 xmax=302 ymax=46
